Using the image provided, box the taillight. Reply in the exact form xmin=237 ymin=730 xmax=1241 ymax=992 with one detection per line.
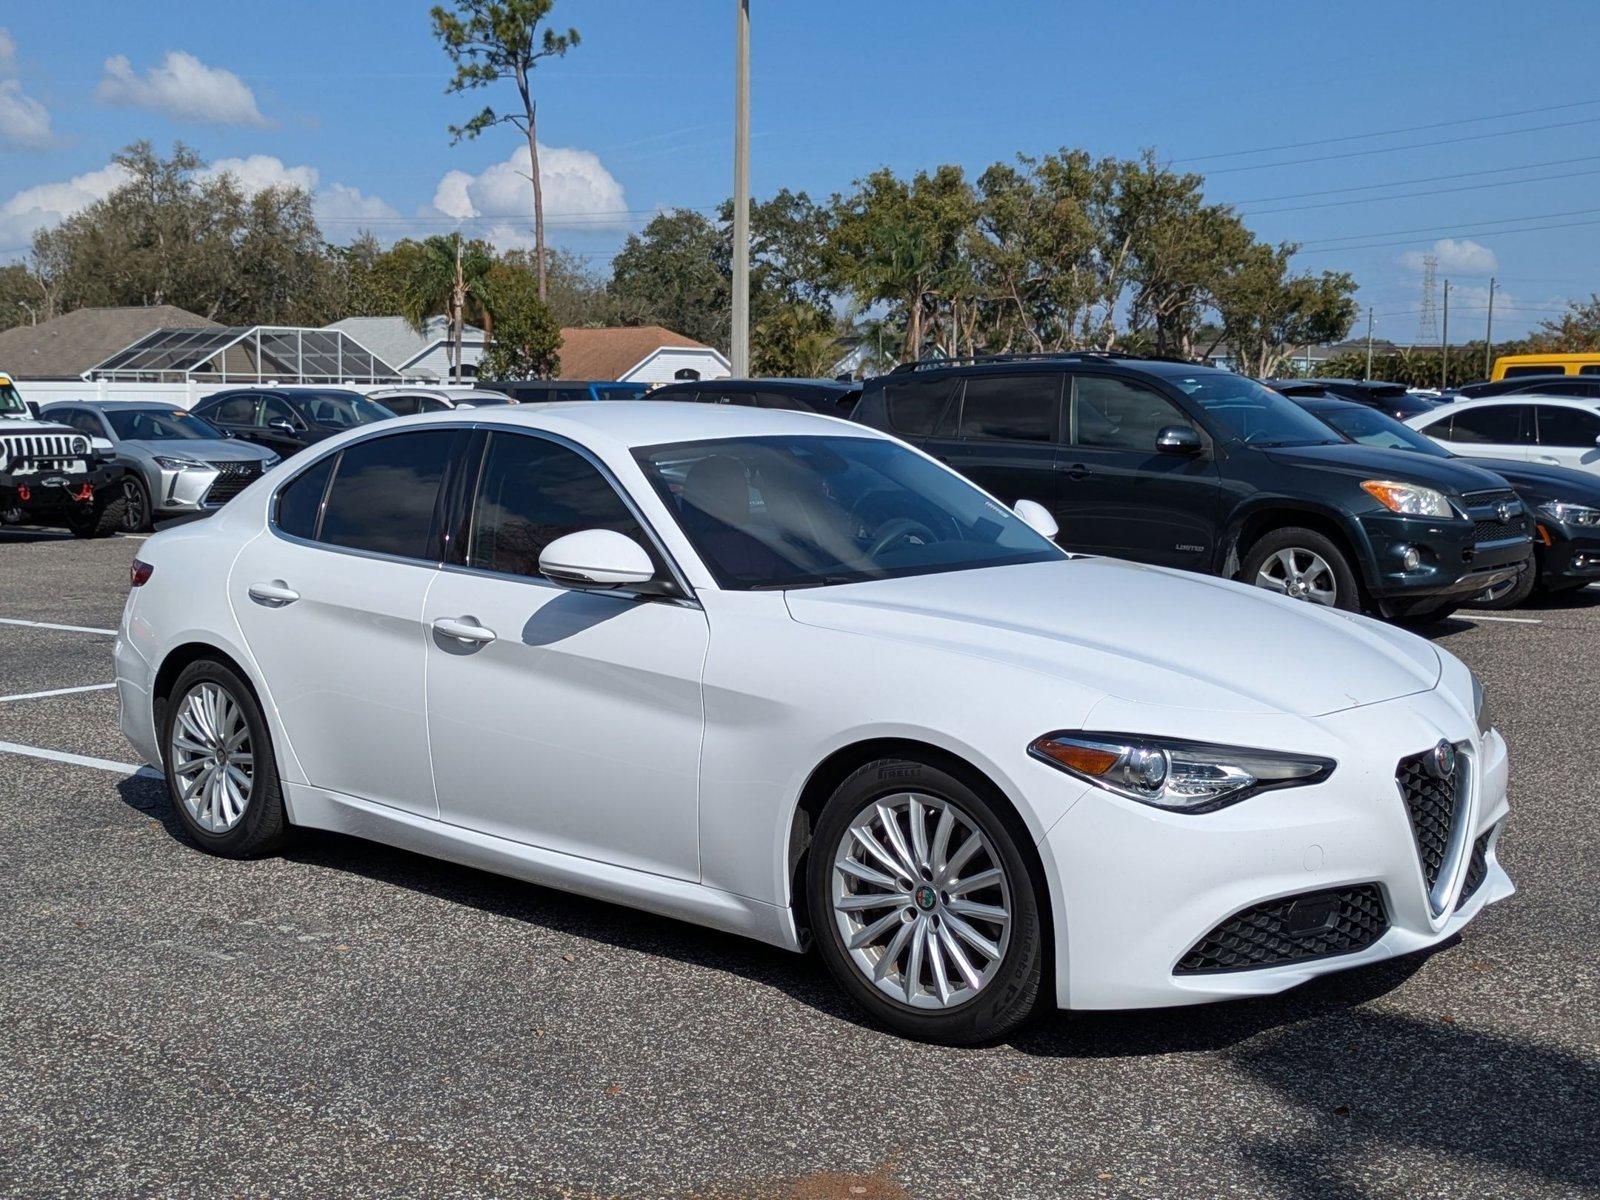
xmin=130 ymin=559 xmax=154 ymax=588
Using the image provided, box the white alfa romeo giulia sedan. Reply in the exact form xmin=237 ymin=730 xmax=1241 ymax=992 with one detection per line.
xmin=115 ymin=403 xmax=1512 ymax=1043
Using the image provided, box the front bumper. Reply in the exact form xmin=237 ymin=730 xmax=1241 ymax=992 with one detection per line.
xmin=1535 ymin=521 xmax=1600 ymax=586
xmin=1 ymin=462 xmax=122 ymax=517
xmin=1039 ymin=688 xmax=1511 ymax=1010
xmin=1361 ymin=511 xmax=1532 ymax=610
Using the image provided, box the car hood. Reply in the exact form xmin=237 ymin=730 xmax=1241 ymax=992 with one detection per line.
xmin=1465 ymin=456 xmax=1600 ymax=503
xmin=784 ymin=558 xmax=1441 ymax=718
xmin=123 ymin=438 xmax=273 ymax=462
xmin=1262 ymin=442 xmax=1512 ymax=493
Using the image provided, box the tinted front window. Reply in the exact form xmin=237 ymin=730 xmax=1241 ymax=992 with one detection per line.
xmin=275 ymin=455 xmax=336 ymax=540
xmin=1168 ymin=373 xmax=1342 ymax=447
xmin=0 ymin=381 xmax=24 ymax=415
xmin=881 ymin=376 xmax=959 ymax=436
xmin=318 ymin=430 xmax=457 ymax=559
xmin=960 ymin=374 xmax=1058 ymax=442
xmin=208 ymin=395 xmax=256 ymax=425
xmin=294 ymin=392 xmax=393 ymax=428
xmin=1536 ymin=406 xmax=1600 ymax=448
xmin=1074 ymin=375 xmax=1190 ymax=451
xmin=636 ymin=435 xmax=1064 ymax=590
xmin=468 ymin=433 xmax=645 ymax=578
xmin=1318 ymin=406 xmax=1451 ymax=457
xmin=104 ymin=408 xmax=222 ymax=441
xmin=259 ymin=397 xmax=297 ymax=429
xmin=379 ymin=395 xmax=421 ymax=416
xmin=1450 ymin=405 xmax=1527 ymax=445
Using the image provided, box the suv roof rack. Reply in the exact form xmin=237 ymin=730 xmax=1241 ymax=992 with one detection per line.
xmin=886 ymin=350 xmax=1197 ymax=375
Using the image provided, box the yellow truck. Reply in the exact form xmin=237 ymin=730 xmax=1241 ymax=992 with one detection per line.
xmin=1490 ymin=352 xmax=1600 ymax=381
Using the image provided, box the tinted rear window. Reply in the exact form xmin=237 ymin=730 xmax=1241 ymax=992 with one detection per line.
xmin=960 ymin=374 xmax=1059 ymax=442
xmin=1536 ymin=405 xmax=1600 ymax=448
xmin=275 ymin=455 xmax=335 ymax=540
xmin=881 ymin=376 xmax=959 ymax=436
xmin=1449 ymin=405 xmax=1528 ymax=444
xmin=317 ymin=430 xmax=458 ymax=560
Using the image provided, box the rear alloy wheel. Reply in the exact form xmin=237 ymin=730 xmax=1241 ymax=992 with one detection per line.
xmin=161 ymin=659 xmax=289 ymax=857
xmin=119 ymin=474 xmax=153 ymax=533
xmin=1242 ymin=527 xmax=1360 ymax=612
xmin=807 ymin=757 xmax=1044 ymax=1044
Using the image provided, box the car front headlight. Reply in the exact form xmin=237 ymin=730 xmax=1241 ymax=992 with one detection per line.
xmin=1361 ymin=479 xmax=1456 ymax=519
xmin=153 ymin=455 xmax=210 ymax=472
xmin=1028 ymin=732 xmax=1335 ymax=813
xmin=1470 ymin=671 xmax=1492 ymax=737
xmin=1537 ymin=500 xmax=1600 ymax=527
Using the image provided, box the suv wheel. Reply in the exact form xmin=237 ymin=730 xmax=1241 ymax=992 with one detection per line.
xmin=120 ymin=474 xmax=153 ymax=533
xmin=806 ymin=756 xmax=1044 ymax=1045
xmin=66 ymin=492 xmax=129 ymax=539
xmin=1466 ymin=566 xmax=1535 ymax=610
xmin=1242 ymin=527 xmax=1360 ymax=611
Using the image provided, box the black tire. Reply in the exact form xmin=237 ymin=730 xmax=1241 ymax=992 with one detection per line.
xmin=806 ymin=756 xmax=1045 ymax=1045
xmin=118 ymin=473 xmax=153 ymax=533
xmin=1240 ymin=526 xmax=1361 ymax=612
xmin=1465 ymin=565 xmax=1535 ymax=610
xmin=66 ymin=492 xmax=128 ymax=539
xmin=160 ymin=658 xmax=290 ymax=858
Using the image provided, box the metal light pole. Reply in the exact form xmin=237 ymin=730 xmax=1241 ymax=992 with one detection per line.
xmin=1440 ymin=279 xmax=1451 ymax=391
xmin=1484 ymin=276 xmax=1496 ymax=380
xmin=1365 ymin=306 xmax=1374 ymax=380
xmin=731 ymin=0 xmax=751 ymax=377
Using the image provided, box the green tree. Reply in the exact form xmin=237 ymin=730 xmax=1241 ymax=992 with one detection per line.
xmin=431 ymin=0 xmax=579 ymax=301
xmin=1211 ymin=242 xmax=1358 ymax=378
xmin=752 ymin=302 xmax=839 ymax=378
xmin=1531 ymin=293 xmax=1600 ymax=351
xmin=608 ymin=208 xmax=730 ymax=349
xmin=401 ymin=234 xmax=495 ymax=382
xmin=479 ymin=259 xmax=561 ymax=378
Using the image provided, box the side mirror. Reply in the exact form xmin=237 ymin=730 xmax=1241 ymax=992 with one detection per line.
xmin=1013 ymin=499 xmax=1059 ymax=540
xmin=90 ymin=436 xmax=115 ymax=459
xmin=267 ymin=418 xmax=297 ymax=435
xmin=539 ymin=529 xmax=657 ymax=590
xmin=1156 ymin=425 xmax=1203 ymax=455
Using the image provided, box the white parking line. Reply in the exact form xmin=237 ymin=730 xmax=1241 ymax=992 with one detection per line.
xmin=0 ymin=682 xmax=116 ymax=703
xmin=0 ymin=617 xmax=117 ymax=636
xmin=0 ymin=739 xmax=160 ymax=780
xmin=1471 ymin=615 xmax=1543 ymax=625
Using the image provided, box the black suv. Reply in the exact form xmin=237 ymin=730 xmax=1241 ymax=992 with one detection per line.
xmin=643 ymin=377 xmax=861 ymax=417
xmin=853 ymin=354 xmax=1532 ymax=621
xmin=194 ymin=388 xmax=397 ymax=458
xmin=1266 ymin=378 xmax=1444 ymax=420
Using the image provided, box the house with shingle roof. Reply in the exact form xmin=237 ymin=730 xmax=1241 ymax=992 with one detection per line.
xmin=0 ymin=305 xmax=218 ymax=381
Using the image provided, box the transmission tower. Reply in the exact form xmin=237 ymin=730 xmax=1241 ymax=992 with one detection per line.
xmin=1416 ymin=255 xmax=1439 ymax=348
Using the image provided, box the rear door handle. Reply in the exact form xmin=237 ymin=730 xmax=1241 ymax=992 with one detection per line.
xmin=1535 ymin=455 xmax=1560 ymax=465
xmin=247 ymin=580 xmax=300 ymax=606
xmin=1062 ymin=463 xmax=1092 ymax=481
xmin=432 ymin=616 xmax=497 ymax=645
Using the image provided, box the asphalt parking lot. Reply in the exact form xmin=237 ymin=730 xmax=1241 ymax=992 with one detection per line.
xmin=1 ymin=529 xmax=1597 ymax=1200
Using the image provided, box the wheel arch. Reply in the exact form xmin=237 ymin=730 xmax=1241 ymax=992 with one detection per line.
xmin=784 ymin=736 xmax=1058 ymax=1002
xmin=151 ymin=639 xmax=271 ymax=765
xmin=1228 ymin=501 xmax=1376 ymax=594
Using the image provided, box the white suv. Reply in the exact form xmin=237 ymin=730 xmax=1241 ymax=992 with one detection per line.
xmin=1408 ymin=395 xmax=1600 ymax=476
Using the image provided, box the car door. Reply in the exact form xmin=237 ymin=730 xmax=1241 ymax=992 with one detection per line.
xmin=422 ymin=429 xmax=708 ymax=880
xmin=228 ymin=427 xmax=466 ymax=816
xmin=1533 ymin=404 xmax=1600 ymax=473
xmin=255 ymin=395 xmax=314 ymax=457
xmin=937 ymin=372 xmax=1062 ymax=519
xmin=1429 ymin=404 xmax=1533 ymax=462
xmin=1054 ymin=372 xmax=1222 ymax=569
xmin=198 ymin=393 xmax=259 ymax=441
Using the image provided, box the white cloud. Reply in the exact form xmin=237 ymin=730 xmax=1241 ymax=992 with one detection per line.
xmin=314 ymin=182 xmax=401 ymax=228
xmin=196 ymin=154 xmax=319 ymax=197
xmin=428 ymin=143 xmax=627 ymax=248
xmin=0 ymin=28 xmax=51 ymax=149
xmin=1401 ymin=237 xmax=1497 ymax=276
xmin=95 ymin=50 xmax=267 ymax=127
xmin=0 ymin=163 xmax=132 ymax=249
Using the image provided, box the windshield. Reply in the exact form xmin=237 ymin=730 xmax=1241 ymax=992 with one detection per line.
xmin=0 ymin=381 xmax=24 ymax=415
xmin=1317 ymin=405 xmax=1452 ymax=458
xmin=635 ymin=434 xmax=1065 ymax=590
xmin=295 ymin=392 xmax=394 ymax=427
xmin=595 ymin=384 xmax=650 ymax=401
xmin=1168 ymin=373 xmax=1344 ymax=447
xmin=106 ymin=407 xmax=224 ymax=441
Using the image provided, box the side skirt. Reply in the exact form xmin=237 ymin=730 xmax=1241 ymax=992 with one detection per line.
xmin=284 ymin=782 xmax=805 ymax=953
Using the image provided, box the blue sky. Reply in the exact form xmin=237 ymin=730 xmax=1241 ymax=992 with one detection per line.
xmin=3 ymin=0 xmax=1597 ymax=340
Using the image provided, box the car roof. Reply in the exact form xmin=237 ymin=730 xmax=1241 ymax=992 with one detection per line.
xmin=664 ymin=377 xmax=857 ymax=392
xmin=1290 ymin=396 xmax=1369 ymax=415
xmin=1442 ymin=394 xmax=1600 ymax=410
xmin=51 ymin=400 xmax=185 ymax=412
xmin=400 ymin=399 xmax=883 ymax=451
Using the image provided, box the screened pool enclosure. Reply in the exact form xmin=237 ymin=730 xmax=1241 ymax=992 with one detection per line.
xmin=87 ymin=326 xmax=406 ymax=385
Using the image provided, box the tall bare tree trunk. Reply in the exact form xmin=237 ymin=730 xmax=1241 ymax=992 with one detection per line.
xmin=452 ymin=235 xmax=465 ymax=384
xmin=517 ymin=67 xmax=547 ymax=303
xmin=903 ymin=292 xmax=924 ymax=362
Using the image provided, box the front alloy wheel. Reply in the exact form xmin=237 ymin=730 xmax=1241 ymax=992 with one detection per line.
xmin=831 ymin=793 xmax=1012 ymax=1009
xmin=1255 ymin=547 xmax=1339 ymax=605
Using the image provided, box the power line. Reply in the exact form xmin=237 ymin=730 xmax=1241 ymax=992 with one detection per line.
xmin=1230 ymin=154 xmax=1600 ymax=205
xmin=1298 ymin=204 xmax=1600 ymax=248
xmin=1173 ymin=97 xmax=1600 ymax=163
xmin=1203 ymin=115 xmax=1600 ymax=176
xmin=1298 ymin=214 xmax=1600 ymax=255
xmin=1240 ymin=166 xmax=1600 ymax=217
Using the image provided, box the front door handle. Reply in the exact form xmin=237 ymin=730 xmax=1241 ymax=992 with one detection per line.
xmin=1535 ymin=455 xmax=1560 ymax=465
xmin=1062 ymin=463 xmax=1093 ymax=481
xmin=432 ymin=616 xmax=497 ymax=645
xmin=247 ymin=580 xmax=300 ymax=606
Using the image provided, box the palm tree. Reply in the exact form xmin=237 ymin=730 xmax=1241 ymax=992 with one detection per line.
xmin=402 ymin=234 xmax=494 ymax=382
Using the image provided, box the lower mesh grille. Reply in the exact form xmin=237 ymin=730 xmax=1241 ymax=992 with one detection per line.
xmin=1396 ymin=750 xmax=1466 ymax=894
xmin=1175 ymin=885 xmax=1388 ymax=974
xmin=1455 ymin=830 xmax=1493 ymax=911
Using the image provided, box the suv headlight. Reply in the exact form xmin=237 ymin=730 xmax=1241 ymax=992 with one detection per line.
xmin=153 ymin=455 xmax=210 ymax=471
xmin=1361 ymin=480 xmax=1456 ymax=519
xmin=1029 ymin=732 xmax=1335 ymax=813
xmin=1537 ymin=500 xmax=1600 ymax=527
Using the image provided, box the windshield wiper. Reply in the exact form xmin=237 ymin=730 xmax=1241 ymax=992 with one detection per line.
xmin=747 ymin=574 xmax=859 ymax=591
